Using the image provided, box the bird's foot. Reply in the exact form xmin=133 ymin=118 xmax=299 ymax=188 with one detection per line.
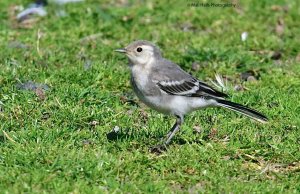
xmin=149 ymin=144 xmax=167 ymax=154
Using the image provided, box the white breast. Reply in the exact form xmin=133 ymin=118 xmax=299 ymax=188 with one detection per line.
xmin=131 ymin=65 xmax=149 ymax=89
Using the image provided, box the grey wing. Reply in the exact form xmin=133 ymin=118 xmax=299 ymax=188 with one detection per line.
xmin=152 ymin=59 xmax=228 ymax=99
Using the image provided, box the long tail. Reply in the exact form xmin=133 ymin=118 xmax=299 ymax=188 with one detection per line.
xmin=216 ymin=99 xmax=268 ymax=123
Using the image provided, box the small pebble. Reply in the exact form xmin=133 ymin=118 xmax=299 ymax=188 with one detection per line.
xmin=89 ymin=120 xmax=99 ymax=126
xmin=16 ymin=81 xmax=49 ymax=91
xmin=247 ymin=76 xmax=257 ymax=82
xmin=234 ymin=85 xmax=244 ymax=91
xmin=113 ymin=126 xmax=120 ymax=133
xmin=193 ymin=125 xmax=202 ymax=133
xmin=8 ymin=41 xmax=28 ymax=49
xmin=191 ymin=62 xmax=200 ymax=71
xmin=241 ymin=32 xmax=248 ymax=41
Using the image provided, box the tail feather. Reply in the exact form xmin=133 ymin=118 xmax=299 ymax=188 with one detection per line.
xmin=216 ymin=99 xmax=268 ymax=123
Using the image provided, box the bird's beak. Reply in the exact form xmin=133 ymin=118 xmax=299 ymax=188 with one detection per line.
xmin=114 ymin=48 xmax=127 ymax=53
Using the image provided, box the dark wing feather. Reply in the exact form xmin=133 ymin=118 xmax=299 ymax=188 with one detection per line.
xmin=157 ymin=78 xmax=228 ymax=98
xmin=157 ymin=79 xmax=195 ymax=95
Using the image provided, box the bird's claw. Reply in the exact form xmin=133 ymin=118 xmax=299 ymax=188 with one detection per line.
xmin=149 ymin=144 xmax=167 ymax=154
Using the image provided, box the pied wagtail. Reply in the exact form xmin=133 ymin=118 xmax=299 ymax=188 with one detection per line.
xmin=115 ymin=40 xmax=268 ymax=146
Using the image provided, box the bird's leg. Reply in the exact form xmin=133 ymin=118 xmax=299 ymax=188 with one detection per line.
xmin=150 ymin=115 xmax=183 ymax=154
xmin=164 ymin=120 xmax=178 ymax=140
xmin=164 ymin=115 xmax=183 ymax=145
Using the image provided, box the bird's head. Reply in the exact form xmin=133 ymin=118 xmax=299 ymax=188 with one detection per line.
xmin=115 ymin=40 xmax=162 ymax=65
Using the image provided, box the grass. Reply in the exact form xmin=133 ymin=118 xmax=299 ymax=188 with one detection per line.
xmin=0 ymin=0 xmax=300 ymax=193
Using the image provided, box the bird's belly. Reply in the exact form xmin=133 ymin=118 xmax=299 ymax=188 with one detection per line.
xmin=137 ymin=94 xmax=213 ymax=116
xmin=140 ymin=95 xmax=173 ymax=114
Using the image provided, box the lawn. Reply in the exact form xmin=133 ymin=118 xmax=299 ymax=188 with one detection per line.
xmin=0 ymin=0 xmax=299 ymax=193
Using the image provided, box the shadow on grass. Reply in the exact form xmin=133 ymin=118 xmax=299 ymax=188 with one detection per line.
xmin=106 ymin=128 xmax=159 ymax=142
xmin=106 ymin=129 xmax=209 ymax=145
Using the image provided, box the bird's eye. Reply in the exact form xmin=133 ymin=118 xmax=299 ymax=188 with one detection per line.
xmin=137 ymin=47 xmax=143 ymax=52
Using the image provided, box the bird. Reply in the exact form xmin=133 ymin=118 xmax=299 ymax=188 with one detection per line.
xmin=115 ymin=40 xmax=268 ymax=147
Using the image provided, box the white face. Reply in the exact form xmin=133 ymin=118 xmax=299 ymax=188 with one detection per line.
xmin=126 ymin=45 xmax=155 ymax=65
